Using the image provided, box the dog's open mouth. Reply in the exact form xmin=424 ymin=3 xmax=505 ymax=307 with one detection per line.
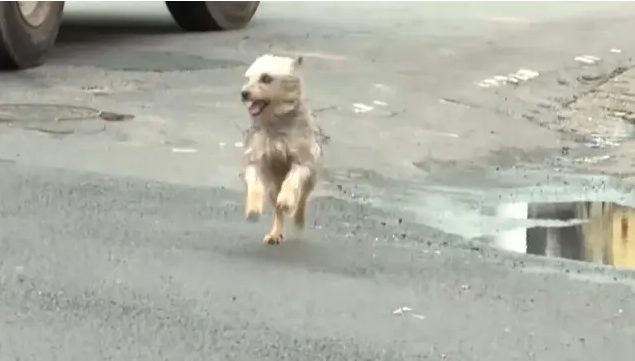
xmin=247 ymin=100 xmax=269 ymax=117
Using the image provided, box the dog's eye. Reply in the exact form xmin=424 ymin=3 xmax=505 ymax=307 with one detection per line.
xmin=259 ymin=74 xmax=273 ymax=84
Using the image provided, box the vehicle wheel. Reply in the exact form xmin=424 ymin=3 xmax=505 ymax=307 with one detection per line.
xmin=165 ymin=1 xmax=259 ymax=32
xmin=0 ymin=1 xmax=64 ymax=70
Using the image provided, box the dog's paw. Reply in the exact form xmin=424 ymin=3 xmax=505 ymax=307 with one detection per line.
xmin=293 ymin=210 xmax=305 ymax=230
xmin=245 ymin=210 xmax=261 ymax=222
xmin=245 ymin=191 xmax=264 ymax=222
xmin=245 ymin=202 xmax=262 ymax=222
xmin=276 ymin=191 xmax=296 ymax=214
xmin=263 ymin=232 xmax=283 ymax=245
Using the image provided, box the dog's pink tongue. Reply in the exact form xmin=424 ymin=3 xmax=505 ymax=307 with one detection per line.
xmin=249 ymin=101 xmax=264 ymax=116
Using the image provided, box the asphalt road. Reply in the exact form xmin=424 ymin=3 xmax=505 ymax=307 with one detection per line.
xmin=2 ymin=2 xmax=635 ymax=360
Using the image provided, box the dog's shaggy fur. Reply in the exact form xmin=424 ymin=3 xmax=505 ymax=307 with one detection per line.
xmin=240 ymin=54 xmax=323 ymax=244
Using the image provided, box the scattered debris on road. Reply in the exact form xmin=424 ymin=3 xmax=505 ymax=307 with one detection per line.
xmin=311 ymin=105 xmax=338 ymax=116
xmin=584 ymin=134 xmax=621 ymax=148
xmin=99 ymin=111 xmax=134 ymax=122
xmin=392 ymin=306 xmax=412 ymax=315
xmin=574 ymin=55 xmax=601 ymax=64
xmin=82 ymin=85 xmax=113 ymax=96
xmin=352 ymin=103 xmax=374 ymax=113
xmin=171 ymin=148 xmax=198 ymax=153
xmin=476 ymin=68 xmax=540 ymax=88
xmin=439 ymin=97 xmax=475 ymax=109
xmin=373 ymin=83 xmax=391 ymax=91
xmin=392 ymin=306 xmax=425 ymax=320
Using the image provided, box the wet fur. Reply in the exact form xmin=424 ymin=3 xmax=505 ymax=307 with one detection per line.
xmin=241 ymin=55 xmax=323 ymax=244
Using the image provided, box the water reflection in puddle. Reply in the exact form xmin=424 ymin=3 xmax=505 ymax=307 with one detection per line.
xmin=495 ymin=201 xmax=635 ymax=270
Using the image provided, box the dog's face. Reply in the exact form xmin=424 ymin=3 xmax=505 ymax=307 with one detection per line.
xmin=241 ymin=55 xmax=304 ymax=117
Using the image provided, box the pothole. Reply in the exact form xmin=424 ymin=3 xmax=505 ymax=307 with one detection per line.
xmin=494 ymin=201 xmax=635 ymax=270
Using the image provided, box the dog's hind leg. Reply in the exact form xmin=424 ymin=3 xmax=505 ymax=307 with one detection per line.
xmin=244 ymin=164 xmax=265 ymax=222
xmin=293 ymin=190 xmax=309 ymax=230
xmin=293 ymin=173 xmax=315 ymax=230
xmin=264 ymin=188 xmax=285 ymax=245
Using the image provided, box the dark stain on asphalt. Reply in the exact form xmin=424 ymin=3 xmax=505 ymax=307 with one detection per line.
xmin=0 ymin=103 xmax=135 ymax=135
xmin=99 ymin=111 xmax=135 ymax=122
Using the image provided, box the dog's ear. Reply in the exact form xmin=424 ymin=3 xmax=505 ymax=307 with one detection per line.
xmin=293 ymin=56 xmax=303 ymax=69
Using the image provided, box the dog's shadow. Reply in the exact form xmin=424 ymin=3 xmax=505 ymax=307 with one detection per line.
xmin=235 ymin=231 xmax=377 ymax=277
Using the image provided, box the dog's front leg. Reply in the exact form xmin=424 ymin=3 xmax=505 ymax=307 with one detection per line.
xmin=244 ymin=164 xmax=265 ymax=221
xmin=276 ymin=164 xmax=311 ymax=215
xmin=264 ymin=164 xmax=311 ymax=244
xmin=264 ymin=202 xmax=285 ymax=245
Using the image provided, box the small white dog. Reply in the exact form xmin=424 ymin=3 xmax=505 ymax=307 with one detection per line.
xmin=240 ymin=54 xmax=323 ymax=245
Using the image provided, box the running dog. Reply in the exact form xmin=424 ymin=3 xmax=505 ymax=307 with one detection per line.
xmin=240 ymin=54 xmax=323 ymax=245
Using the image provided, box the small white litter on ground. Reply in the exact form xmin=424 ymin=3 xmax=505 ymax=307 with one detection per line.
xmin=425 ymin=129 xmax=460 ymax=138
xmin=577 ymin=155 xmax=612 ymax=164
xmin=82 ymin=85 xmax=113 ymax=95
xmin=234 ymin=141 xmax=244 ymax=148
xmin=392 ymin=306 xmax=425 ymax=320
xmin=514 ymin=68 xmax=540 ymax=80
xmin=492 ymin=75 xmax=509 ymax=82
xmin=610 ymin=48 xmax=622 ymax=54
xmin=352 ymin=103 xmax=374 ymax=113
xmin=372 ymin=100 xmax=388 ymax=106
xmin=476 ymin=78 xmax=502 ymax=88
xmin=392 ymin=306 xmax=412 ymax=315
xmin=477 ymin=68 xmax=539 ymax=88
xmin=505 ymin=75 xmax=520 ymax=84
xmin=574 ymin=55 xmax=601 ymax=64
xmin=171 ymin=148 xmax=198 ymax=153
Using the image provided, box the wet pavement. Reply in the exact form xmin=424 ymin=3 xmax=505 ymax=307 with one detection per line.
xmin=2 ymin=2 xmax=635 ymax=360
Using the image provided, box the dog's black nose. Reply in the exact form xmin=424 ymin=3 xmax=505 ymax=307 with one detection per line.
xmin=241 ymin=90 xmax=250 ymax=101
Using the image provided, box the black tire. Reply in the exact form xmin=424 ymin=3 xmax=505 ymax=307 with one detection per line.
xmin=165 ymin=1 xmax=259 ymax=32
xmin=0 ymin=1 xmax=64 ymax=70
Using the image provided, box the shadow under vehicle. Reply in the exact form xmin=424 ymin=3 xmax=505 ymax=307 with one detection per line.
xmin=0 ymin=1 xmax=259 ymax=70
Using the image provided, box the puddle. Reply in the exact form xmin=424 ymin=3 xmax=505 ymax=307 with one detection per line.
xmin=495 ymin=201 xmax=635 ymax=270
xmin=325 ymin=168 xmax=635 ymax=271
